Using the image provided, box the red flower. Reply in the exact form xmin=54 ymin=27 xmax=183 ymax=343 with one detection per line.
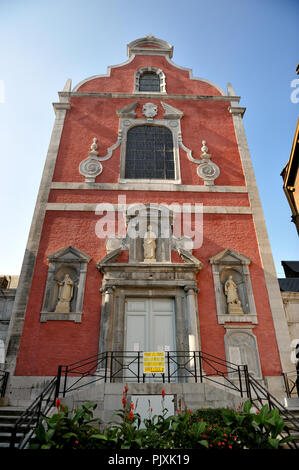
xmin=161 ymin=389 xmax=166 ymax=398
xmin=122 ymin=396 xmax=127 ymax=406
xmin=229 ymin=445 xmax=232 ymax=449
xmin=124 ymin=386 xmax=128 ymax=393
xmin=256 ymin=410 xmax=260 ymax=414
xmin=129 ymin=410 xmax=134 ymax=421
xmin=55 ymin=398 xmax=61 ymax=409
xmin=130 ymin=402 xmax=134 ymax=409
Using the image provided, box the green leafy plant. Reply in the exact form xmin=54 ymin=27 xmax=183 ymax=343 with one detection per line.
xmin=30 ymin=394 xmax=295 ymax=450
xmin=221 ymin=399 xmax=294 ymax=449
xmin=30 ymin=399 xmax=103 ymax=449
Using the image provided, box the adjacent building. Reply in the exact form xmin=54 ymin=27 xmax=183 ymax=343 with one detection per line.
xmin=281 ymin=117 xmax=299 ymax=236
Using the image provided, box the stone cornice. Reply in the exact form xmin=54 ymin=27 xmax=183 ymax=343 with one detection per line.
xmin=50 ymin=182 xmax=248 ymax=193
xmin=59 ymin=91 xmax=241 ymax=103
xmin=228 ymin=105 xmax=246 ymax=117
xmin=46 ymin=203 xmax=252 ymax=214
xmin=52 ymin=102 xmax=71 ymax=113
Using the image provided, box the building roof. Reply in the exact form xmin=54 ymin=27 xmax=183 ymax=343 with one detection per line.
xmin=281 ymin=261 xmax=299 ymax=277
xmin=278 ymin=261 xmax=299 ymax=292
xmin=278 ymin=277 xmax=299 ymax=292
xmin=281 ymin=117 xmax=299 ymax=234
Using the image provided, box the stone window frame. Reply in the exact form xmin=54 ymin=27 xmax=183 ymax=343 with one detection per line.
xmin=40 ymin=245 xmax=91 ymax=323
xmin=124 ymin=125 xmax=175 ymax=180
xmin=78 ymin=101 xmax=184 ymax=184
xmin=134 ymin=67 xmax=167 ymax=94
xmin=118 ymin=114 xmax=182 ymax=185
xmin=209 ymin=248 xmax=258 ymax=324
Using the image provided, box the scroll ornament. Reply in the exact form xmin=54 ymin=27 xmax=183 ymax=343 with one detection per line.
xmin=179 ymin=136 xmax=220 ymax=185
xmin=79 ymin=134 xmax=122 ymax=183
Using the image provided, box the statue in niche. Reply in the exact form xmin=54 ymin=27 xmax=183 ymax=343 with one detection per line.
xmin=143 ymin=225 xmax=156 ymax=262
xmin=54 ymin=274 xmax=74 ymax=313
xmin=224 ymin=275 xmax=244 ymax=314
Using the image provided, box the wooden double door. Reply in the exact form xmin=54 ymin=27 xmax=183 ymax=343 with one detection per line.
xmin=125 ymin=297 xmax=176 ymax=356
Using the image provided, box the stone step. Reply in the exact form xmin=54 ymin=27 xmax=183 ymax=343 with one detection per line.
xmin=0 ymin=432 xmax=24 ymax=443
xmin=0 ymin=421 xmax=32 ymax=432
xmin=0 ymin=407 xmax=26 ymax=416
xmin=0 ymin=406 xmax=27 ymax=448
xmin=0 ymin=416 xmax=25 ymax=425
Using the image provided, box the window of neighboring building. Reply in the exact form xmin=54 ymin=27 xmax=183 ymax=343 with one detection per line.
xmin=125 ymin=125 xmax=175 ymax=179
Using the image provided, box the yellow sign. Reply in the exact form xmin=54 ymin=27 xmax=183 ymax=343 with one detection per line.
xmin=143 ymin=352 xmax=165 ymax=374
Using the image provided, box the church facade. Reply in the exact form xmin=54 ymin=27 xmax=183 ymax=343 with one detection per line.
xmin=4 ymin=36 xmax=293 ymax=405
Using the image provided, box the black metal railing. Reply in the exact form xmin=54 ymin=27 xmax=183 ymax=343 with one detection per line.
xmin=57 ymin=350 xmax=251 ymax=398
xmin=246 ymin=374 xmax=299 ymax=449
xmin=10 ymin=376 xmax=59 ymax=449
xmin=0 ymin=369 xmax=9 ymax=398
xmin=282 ymin=370 xmax=299 ymax=398
xmin=9 ymin=351 xmax=299 ymax=449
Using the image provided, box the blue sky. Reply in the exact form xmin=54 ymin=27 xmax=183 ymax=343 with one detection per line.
xmin=0 ymin=0 xmax=298 ymax=277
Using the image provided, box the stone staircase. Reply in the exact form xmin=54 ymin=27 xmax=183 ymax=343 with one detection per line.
xmin=282 ymin=398 xmax=299 ymax=448
xmin=0 ymin=406 xmax=26 ymax=448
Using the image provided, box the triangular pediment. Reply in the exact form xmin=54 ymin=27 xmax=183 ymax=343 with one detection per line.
xmin=47 ymin=246 xmax=91 ymax=263
xmin=117 ymin=101 xmax=138 ymax=118
xmin=177 ymin=248 xmax=203 ymax=269
xmin=161 ymin=102 xmax=184 ymax=120
xmin=96 ymin=245 xmax=203 ymax=274
xmin=96 ymin=247 xmax=123 ymax=271
xmin=209 ymin=248 xmax=251 ymax=266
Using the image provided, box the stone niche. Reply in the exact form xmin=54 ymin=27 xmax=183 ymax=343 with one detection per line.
xmin=224 ymin=328 xmax=262 ymax=378
xmin=126 ymin=203 xmax=173 ymax=263
xmin=209 ymin=248 xmax=258 ymax=324
xmin=40 ymin=246 xmax=91 ymax=323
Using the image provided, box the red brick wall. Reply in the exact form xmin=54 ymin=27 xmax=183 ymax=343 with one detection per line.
xmin=52 ymin=97 xmax=245 ymax=187
xmin=15 ymin=212 xmax=281 ymax=377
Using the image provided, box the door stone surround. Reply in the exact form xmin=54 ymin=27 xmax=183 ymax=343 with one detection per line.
xmin=97 ymin=250 xmax=203 ymax=355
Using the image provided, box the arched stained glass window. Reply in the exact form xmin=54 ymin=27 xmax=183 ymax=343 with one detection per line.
xmin=139 ymin=72 xmax=160 ymax=92
xmin=125 ymin=125 xmax=175 ymax=179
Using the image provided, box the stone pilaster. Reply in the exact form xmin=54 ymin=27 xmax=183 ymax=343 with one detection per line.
xmin=229 ymin=104 xmax=294 ymax=374
xmin=5 ymin=81 xmax=71 ymax=373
